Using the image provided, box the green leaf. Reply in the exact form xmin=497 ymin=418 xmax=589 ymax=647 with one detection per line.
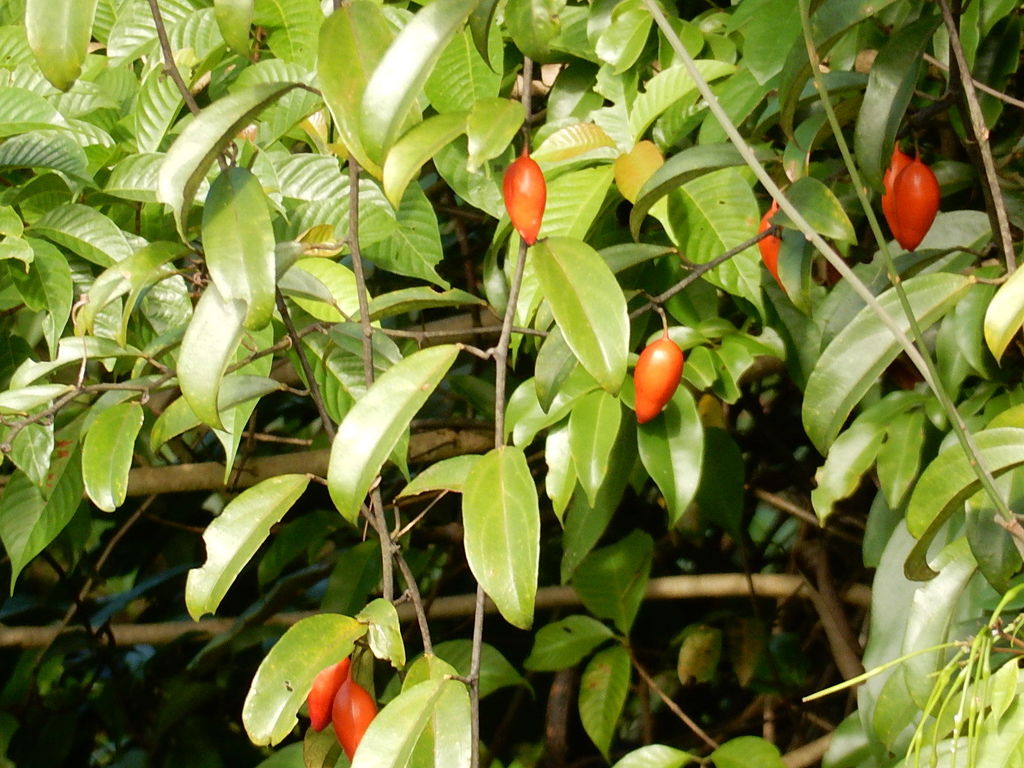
xmin=533 ymin=237 xmax=629 ymax=394
xmin=810 ymin=421 xmax=886 ymax=524
xmin=629 ymin=61 xmax=734 ymax=140
xmin=186 ymin=475 xmax=309 ymax=620
xmin=253 ymin=0 xmax=320 ymax=67
xmin=906 ymin=428 xmax=1024 ymax=540
xmin=14 ymin=240 xmax=73 ymax=357
xmin=637 ymin=386 xmax=704 ymax=527
xmin=424 ymin=28 xmax=502 ymax=114
xmin=524 ymin=615 xmax=615 ymax=671
xmin=25 ymin=0 xmax=98 ymax=90
xmin=135 ymin=64 xmax=186 ymax=154
xmin=630 ymin=143 xmax=768 ymax=239
xmin=328 ymin=345 xmax=459 ymax=523
xmin=776 ymin=0 xmax=901 ymax=136
xmin=0 ymin=385 xmax=74 ymax=414
xmin=0 ymin=454 xmax=82 ymax=593
xmin=676 ymin=624 xmax=722 ymax=684
xmin=243 ymin=614 xmax=366 ymax=746
xmin=359 ymin=0 xmax=480 ymax=165
xmin=383 ymin=112 xmax=468 ymax=208
xmin=544 ymin=420 xmax=575 ymax=522
xmin=215 ymin=0 xmax=253 ymax=55
xmin=158 ymin=81 xmax=300 ymax=238
xmin=0 ymin=131 xmax=90 ymax=182
xmin=466 ymin=98 xmax=523 ymax=172
xmin=396 ymin=657 xmax=472 ymax=768
xmin=611 ymin=745 xmax=696 ymax=768
xmin=984 ymin=262 xmax=1024 ymax=363
xmin=579 ymin=644 xmax=631 ymax=760
xmin=0 ymin=87 xmax=68 ymax=136
xmin=357 ymin=598 xmax=406 ymax=669
xmin=539 ymin=165 xmax=616 ymax=241
xmin=803 ymin=273 xmax=971 ymax=452
xmin=572 ymin=530 xmax=652 ymax=634
xmin=853 ymin=15 xmax=941 ymax=192
xmin=81 ymin=402 xmax=143 ymax=513
xmin=397 ymin=455 xmax=481 ymax=498
xmin=365 ymin=185 xmax=451 ymax=289
xmin=774 ymin=176 xmax=856 ymax=242
xmin=569 ymin=389 xmax=622 ymax=506
xmin=504 ymin=0 xmax=564 ymax=62
xmin=202 ymin=167 xmax=276 ymax=330
xmin=531 ymin=122 xmax=617 ymax=165
xmin=31 ymin=204 xmax=132 ymax=267
xmin=349 ymin=676 xmax=446 ymax=768
xmin=178 ymin=284 xmax=246 ymax=430
xmin=462 ymin=445 xmax=539 ymax=629
xmin=429 ymin=640 xmax=527 ymax=698
xmin=317 ymin=2 xmax=393 ymax=178
xmin=595 ymin=0 xmax=651 ymax=74
xmin=710 ymin=736 xmax=786 ymax=768
xmin=877 ymin=408 xmax=926 ymax=509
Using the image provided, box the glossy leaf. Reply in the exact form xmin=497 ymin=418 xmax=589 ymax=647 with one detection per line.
xmin=359 ymin=0 xmax=480 ymax=165
xmin=349 ymin=676 xmax=447 ymax=768
xmin=81 ymin=402 xmax=143 ymax=513
xmin=611 ymin=745 xmax=696 ymax=768
xmin=803 ymin=274 xmax=971 ymax=452
xmin=32 ymin=204 xmax=132 ymax=267
xmin=572 ymin=530 xmax=653 ymax=634
xmin=328 ymin=345 xmax=459 ymax=523
xmin=544 ymin=421 xmax=575 ymax=522
xmin=462 ymin=446 xmax=539 ymax=629
xmin=178 ymin=284 xmax=246 ymax=430
xmin=569 ymin=390 xmax=622 ymax=506
xmin=365 ymin=185 xmax=450 ymax=289
xmin=383 ymin=112 xmax=468 ymax=207
xmin=637 ymin=387 xmax=703 ymax=527
xmin=579 ymin=644 xmax=631 ymax=760
xmin=0 ymin=453 xmax=82 ymax=594
xmin=25 ymin=0 xmax=98 ymax=90
xmin=711 ymin=736 xmax=786 ymax=768
xmin=357 ymin=598 xmax=406 ymax=669
xmin=524 ymin=615 xmax=615 ymax=671
xmin=203 ymin=167 xmax=276 ymax=330
xmin=186 ymin=475 xmax=309 ymax=620
xmin=243 ymin=614 xmax=366 ymax=746
xmin=532 ymin=122 xmax=617 ymax=165
xmin=214 ymin=0 xmax=253 ymax=55
xmin=984 ymin=262 xmax=1024 ymax=363
xmin=397 ymin=455 xmax=480 ymax=498
xmin=466 ymin=98 xmax=523 ymax=171
xmin=158 ymin=81 xmax=300 ymax=237
xmin=811 ymin=421 xmax=886 ymax=524
xmin=853 ymin=15 xmax=940 ymax=192
xmin=629 ymin=61 xmax=734 ymax=140
xmin=773 ymin=176 xmax=856 ymax=242
xmin=317 ymin=1 xmax=393 ymax=178
xmin=424 ymin=27 xmax=502 ymax=113
xmin=423 ymin=640 xmax=527 ymax=699
xmin=533 ymin=237 xmax=629 ymax=394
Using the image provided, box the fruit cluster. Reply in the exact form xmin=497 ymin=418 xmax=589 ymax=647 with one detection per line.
xmin=307 ymin=657 xmax=377 ymax=760
xmin=882 ymin=146 xmax=940 ymax=251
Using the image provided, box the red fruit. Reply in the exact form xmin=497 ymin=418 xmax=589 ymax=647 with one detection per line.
xmin=891 ymin=156 xmax=939 ymax=250
xmin=758 ymin=201 xmax=782 ymax=288
xmin=881 ymin=146 xmax=912 ymax=246
xmin=634 ymin=332 xmax=684 ymax=424
xmin=307 ymin=657 xmax=350 ymax=732
xmin=332 ymin=677 xmax=378 ymax=760
xmin=502 ymin=149 xmax=546 ymax=245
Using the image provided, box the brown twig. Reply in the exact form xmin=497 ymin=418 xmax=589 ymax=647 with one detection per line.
xmin=937 ymin=0 xmax=1016 ymax=271
xmin=630 ymin=649 xmax=720 ymax=750
xmin=0 ymin=573 xmax=871 ymax=648
xmin=628 ymin=231 xmax=772 ymax=320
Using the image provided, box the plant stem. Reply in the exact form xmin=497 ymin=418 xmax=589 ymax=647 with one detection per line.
xmin=469 ymin=52 xmax=536 ymax=768
xmin=794 ymin=0 xmax=1016 ymax=528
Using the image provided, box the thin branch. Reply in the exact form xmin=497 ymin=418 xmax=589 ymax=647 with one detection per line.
xmin=629 ymin=232 xmax=771 ymax=320
xmin=276 ymin=291 xmax=336 ymax=442
xmin=937 ymin=0 xmax=1016 ymax=271
xmin=0 ymin=573 xmax=871 ymax=648
xmin=630 ymin=650 xmax=720 ymax=750
xmin=794 ymin=0 xmax=1018 ymax=532
xmin=470 ymin=53 xmax=537 ymax=768
xmin=922 ymin=53 xmax=1024 ymax=110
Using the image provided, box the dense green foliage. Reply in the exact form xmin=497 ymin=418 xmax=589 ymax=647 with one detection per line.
xmin=0 ymin=0 xmax=1022 ymax=767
